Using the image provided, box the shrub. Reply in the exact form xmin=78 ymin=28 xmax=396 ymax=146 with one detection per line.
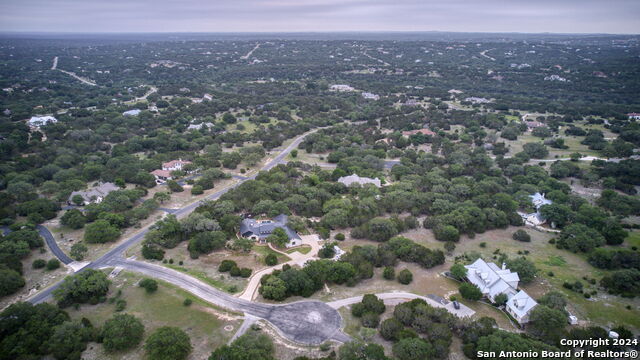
xmin=512 ymin=229 xmax=531 ymax=242
xmin=459 ymin=283 xmax=483 ymax=300
xmin=144 ymin=327 xmax=192 ymax=360
xmin=139 ymin=278 xmax=158 ymax=293
xmin=335 ymin=233 xmax=345 ymax=241
xmin=361 ymin=312 xmax=380 ymax=328
xmin=190 ymin=185 xmax=204 ymax=195
xmin=102 ymin=314 xmax=145 ymax=352
xmin=115 ymin=299 xmax=127 ymax=312
xmin=265 ymin=253 xmax=278 ymax=266
xmin=229 ymin=266 xmax=241 ymax=277
xmin=351 ymin=303 xmax=366 ymax=317
xmin=167 ymin=180 xmax=184 ymax=193
xmin=383 ymin=266 xmax=395 ymax=280
xmin=218 ymin=260 xmax=237 ymax=272
xmin=183 ymin=298 xmax=192 ymax=306
xmin=46 ymin=259 xmax=60 ymax=271
xmin=32 ymin=259 xmax=46 ymax=269
xmin=397 ymin=269 xmax=413 ymax=284
xmin=239 ymin=268 xmax=252 ymax=278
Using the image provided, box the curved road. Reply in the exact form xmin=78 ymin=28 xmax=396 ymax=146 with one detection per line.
xmin=1 ymin=226 xmax=72 ymax=265
xmin=26 ymin=128 xmax=351 ymax=345
xmin=37 ymin=225 xmax=73 ymax=264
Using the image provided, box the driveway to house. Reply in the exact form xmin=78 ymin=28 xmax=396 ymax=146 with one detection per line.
xmin=326 ymin=291 xmax=475 ymax=318
xmin=238 ymin=234 xmax=322 ymax=301
xmin=37 ymin=225 xmax=73 ymax=265
xmin=1 ymin=225 xmax=73 ymax=265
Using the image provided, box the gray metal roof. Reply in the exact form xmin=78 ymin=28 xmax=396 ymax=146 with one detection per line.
xmin=239 ymin=214 xmax=300 ymax=240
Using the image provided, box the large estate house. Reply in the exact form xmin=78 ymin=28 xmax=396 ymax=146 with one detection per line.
xmin=239 ymin=214 xmax=301 ymax=248
xmin=151 ymin=159 xmax=193 ymax=183
xmin=28 ymin=115 xmax=58 ymax=128
xmin=68 ymin=182 xmax=119 ymax=205
xmin=465 ymin=258 xmax=538 ymax=324
xmin=520 ymin=192 xmax=553 ymax=227
xmin=337 ymin=174 xmax=382 ymax=188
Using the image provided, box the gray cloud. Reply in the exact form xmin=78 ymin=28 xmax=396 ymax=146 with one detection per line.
xmin=0 ymin=0 xmax=638 ymax=34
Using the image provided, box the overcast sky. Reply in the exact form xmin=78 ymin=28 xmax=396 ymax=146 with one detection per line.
xmin=1 ymin=0 xmax=638 ymax=34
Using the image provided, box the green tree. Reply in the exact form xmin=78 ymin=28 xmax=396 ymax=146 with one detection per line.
xmin=145 ymin=327 xmax=192 ymax=360
xmin=47 ymin=321 xmax=90 ymax=360
xmin=102 ymin=314 xmax=145 ymax=352
xmin=494 ymin=293 xmax=508 ymax=306
xmin=380 ymin=318 xmax=403 ymax=341
xmin=222 ymin=113 xmax=237 ymax=124
xmin=459 ymin=283 xmax=482 ymax=301
xmin=512 ymin=229 xmax=531 ymax=242
xmin=266 ymin=227 xmax=289 ymax=248
xmin=191 ymin=185 xmax=204 ymax=195
xmin=527 ymin=305 xmax=567 ymax=343
xmin=70 ymin=243 xmax=88 ymax=261
xmin=60 ymin=209 xmax=86 ymax=229
xmin=53 ymin=269 xmax=110 ymax=307
xmin=0 ymin=302 xmax=70 ymax=360
xmin=71 ymin=194 xmax=85 ymax=206
xmin=434 ymin=225 xmax=460 ymax=242
xmin=338 ymin=341 xmax=389 ymax=360
xmin=557 ymin=223 xmax=605 ymax=253
xmin=383 ymin=266 xmax=395 ymax=280
xmin=153 ymin=192 xmax=171 ymax=204
xmin=522 ymin=143 xmax=549 ymax=159
xmin=538 ymin=291 xmax=567 ymax=312
xmin=397 ymin=269 xmax=413 ymax=285
xmin=450 ymin=263 xmax=467 ymax=280
xmin=265 ymin=253 xmax=278 ymax=266
xmin=506 ymin=257 xmax=537 ymax=284
xmin=84 ymin=220 xmax=120 ymax=243
xmin=208 ymin=330 xmax=274 ymax=360
xmin=46 ymin=259 xmax=61 ymax=271
xmin=392 ymin=338 xmax=435 ymax=360
xmin=259 ymin=276 xmax=288 ymax=301
xmin=167 ymin=180 xmax=184 ymax=193
xmin=0 ymin=268 xmax=25 ymax=296
xmin=139 ymin=278 xmax=158 ymax=293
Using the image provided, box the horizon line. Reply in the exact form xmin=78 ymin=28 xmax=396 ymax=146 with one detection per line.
xmin=0 ymin=30 xmax=638 ymax=36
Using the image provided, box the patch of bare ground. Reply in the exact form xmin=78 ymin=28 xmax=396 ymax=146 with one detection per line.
xmin=0 ymin=250 xmax=69 ymax=310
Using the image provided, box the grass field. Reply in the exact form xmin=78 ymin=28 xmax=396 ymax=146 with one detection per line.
xmin=165 ymin=264 xmax=241 ymax=293
xmin=625 ymin=231 xmax=640 ymax=249
xmin=285 ymin=245 xmax=312 ymax=255
xmin=252 ymin=244 xmax=291 ymax=263
xmin=68 ymin=271 xmax=241 ymax=359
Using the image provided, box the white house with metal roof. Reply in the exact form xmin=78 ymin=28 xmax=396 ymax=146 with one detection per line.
xmin=465 ymin=258 xmax=537 ymax=324
xmin=465 ymin=258 xmax=519 ymax=302
xmin=506 ymin=290 xmax=538 ymax=324
xmin=28 ymin=115 xmax=58 ymax=128
xmin=337 ymin=174 xmax=381 ymax=188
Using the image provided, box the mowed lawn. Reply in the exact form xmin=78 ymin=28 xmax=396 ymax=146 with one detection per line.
xmin=68 ymin=271 xmax=241 ymax=359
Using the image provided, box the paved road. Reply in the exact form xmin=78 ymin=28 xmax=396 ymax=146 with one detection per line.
xmin=25 ymin=128 xmax=351 ymax=345
xmin=1 ymin=225 xmax=72 ymax=265
xmin=37 ymin=225 xmax=73 ymax=264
